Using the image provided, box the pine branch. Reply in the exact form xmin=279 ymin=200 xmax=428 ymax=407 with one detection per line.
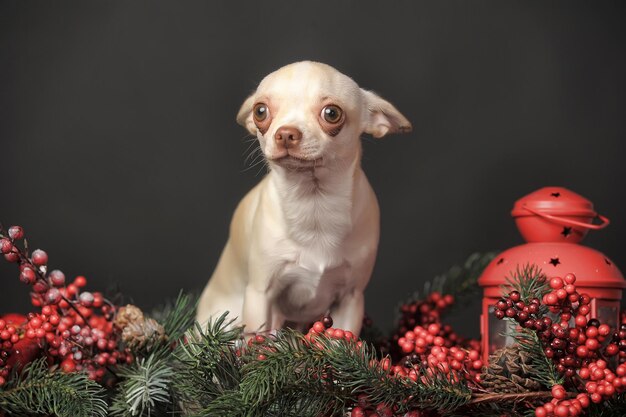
xmin=503 ymin=264 xmax=549 ymax=305
xmin=501 ymin=265 xmax=562 ymax=389
xmin=0 ymin=358 xmax=107 ymax=417
xmin=159 ymin=291 xmax=198 ymax=343
xmin=241 ymin=329 xmax=472 ymax=415
xmin=172 ymin=313 xmax=244 ymax=414
xmin=109 ymin=353 xmax=175 ymax=417
xmin=584 ymin=393 xmax=626 ymax=416
xmin=400 ymin=252 xmax=497 ymax=314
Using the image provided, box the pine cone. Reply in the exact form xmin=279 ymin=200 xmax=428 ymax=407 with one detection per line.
xmin=121 ymin=317 xmax=168 ymax=352
xmin=114 ymin=304 xmax=167 ymax=351
xmin=114 ymin=304 xmax=145 ymax=330
xmin=481 ymin=346 xmax=542 ymax=392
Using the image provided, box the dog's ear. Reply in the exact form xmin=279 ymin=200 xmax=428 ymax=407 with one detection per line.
xmin=236 ymin=94 xmax=257 ymax=135
xmin=361 ymin=89 xmax=412 ymax=138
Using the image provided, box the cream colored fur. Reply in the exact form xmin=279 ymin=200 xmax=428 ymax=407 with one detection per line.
xmin=196 ymin=61 xmax=411 ymax=335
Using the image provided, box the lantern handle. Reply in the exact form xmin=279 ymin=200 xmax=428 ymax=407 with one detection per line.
xmin=522 ymin=206 xmax=610 ymax=230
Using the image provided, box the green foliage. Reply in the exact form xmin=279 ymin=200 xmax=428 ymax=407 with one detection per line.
xmin=401 ymin=252 xmax=497 ymax=314
xmin=108 ymin=291 xmax=198 ymax=417
xmin=172 ymin=313 xmax=244 ymax=415
xmin=109 ymin=353 xmax=175 ymax=417
xmin=0 ymin=358 xmax=107 ymax=417
xmin=588 ymin=393 xmax=626 ymax=416
xmin=503 ymin=264 xmax=550 ymax=306
xmin=175 ymin=316 xmax=472 ymax=417
xmin=160 ymin=291 xmax=198 ymax=343
xmin=501 ymin=265 xmax=563 ymax=389
xmin=506 ymin=328 xmax=563 ymax=389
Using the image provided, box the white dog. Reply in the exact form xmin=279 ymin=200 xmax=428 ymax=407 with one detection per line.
xmin=197 ymin=61 xmax=411 ymax=335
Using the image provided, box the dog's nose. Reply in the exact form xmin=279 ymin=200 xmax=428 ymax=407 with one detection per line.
xmin=274 ymin=126 xmax=302 ymax=149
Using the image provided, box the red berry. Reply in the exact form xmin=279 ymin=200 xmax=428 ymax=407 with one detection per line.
xmin=31 ymin=249 xmax=48 ymax=266
xmin=60 ymin=358 xmax=76 ymax=373
xmin=575 ymin=315 xmax=587 ymax=327
xmin=598 ymin=324 xmax=611 ymax=337
xmin=554 ymin=404 xmax=568 ymax=417
xmin=351 ymin=407 xmax=366 ymax=417
xmin=19 ymin=268 xmax=36 ymax=285
xmin=0 ymin=238 xmax=13 ymax=254
xmin=311 ymin=321 xmax=325 ymax=333
xmin=552 ymin=384 xmax=566 ymax=399
xmin=550 ymin=277 xmax=564 ymax=289
xmin=46 ymin=288 xmax=62 ymax=304
xmin=544 ymin=293 xmax=558 ymax=305
xmin=79 ymin=292 xmax=94 ymax=307
xmin=564 ymin=273 xmax=577 ymax=284
xmin=8 ymin=226 xmax=24 ymax=240
xmin=4 ymin=251 xmax=19 ymax=263
xmin=49 ymin=270 xmax=65 ymax=287
xmin=333 ymin=329 xmax=345 ymax=339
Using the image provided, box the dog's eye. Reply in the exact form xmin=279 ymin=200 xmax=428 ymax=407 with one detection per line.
xmin=253 ymin=103 xmax=269 ymax=122
xmin=321 ymin=105 xmax=343 ymax=124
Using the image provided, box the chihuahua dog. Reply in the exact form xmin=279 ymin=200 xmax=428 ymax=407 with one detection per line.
xmin=197 ymin=61 xmax=411 ymax=335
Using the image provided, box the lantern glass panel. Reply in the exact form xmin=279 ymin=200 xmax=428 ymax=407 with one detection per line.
xmin=596 ymin=303 xmax=618 ymax=330
xmin=487 ymin=306 xmax=516 ymax=354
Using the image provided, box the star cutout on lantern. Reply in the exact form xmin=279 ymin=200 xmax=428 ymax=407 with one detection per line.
xmin=561 ymin=227 xmax=572 ymax=237
xmin=551 ymin=192 xmax=561 ymax=197
xmin=549 ymin=257 xmax=561 ymax=267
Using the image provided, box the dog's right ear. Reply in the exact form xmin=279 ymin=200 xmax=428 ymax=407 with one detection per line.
xmin=236 ymin=94 xmax=258 ymax=135
xmin=361 ymin=89 xmax=412 ymax=139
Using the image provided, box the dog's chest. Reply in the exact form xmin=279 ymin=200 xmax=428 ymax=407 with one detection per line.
xmin=273 ymin=258 xmax=352 ymax=321
xmin=280 ymin=180 xmax=353 ymax=253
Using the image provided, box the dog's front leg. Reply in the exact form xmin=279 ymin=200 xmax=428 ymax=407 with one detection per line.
xmin=330 ymin=289 xmax=364 ymax=335
xmin=242 ymin=284 xmax=273 ymax=334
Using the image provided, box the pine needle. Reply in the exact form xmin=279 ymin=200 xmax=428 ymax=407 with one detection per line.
xmin=0 ymin=358 xmax=107 ymax=417
xmin=110 ymin=353 xmax=175 ymax=417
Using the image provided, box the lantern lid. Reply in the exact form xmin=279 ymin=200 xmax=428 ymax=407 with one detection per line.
xmin=478 ymin=243 xmax=626 ymax=294
xmin=511 ymin=187 xmax=597 ymax=218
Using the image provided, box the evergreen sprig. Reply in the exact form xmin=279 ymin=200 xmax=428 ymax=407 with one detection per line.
xmin=506 ymin=328 xmax=564 ymax=389
xmin=501 ymin=265 xmax=563 ymax=389
xmin=0 ymin=357 xmax=107 ymax=417
xmin=108 ymin=291 xmax=198 ymax=417
xmin=400 ymin=252 xmax=497 ymax=316
xmin=160 ymin=291 xmax=198 ymax=343
xmin=109 ymin=353 xmax=175 ymax=417
xmin=503 ymin=264 xmax=550 ymax=305
xmin=172 ymin=313 xmax=244 ymax=415
xmin=240 ymin=329 xmax=472 ymax=416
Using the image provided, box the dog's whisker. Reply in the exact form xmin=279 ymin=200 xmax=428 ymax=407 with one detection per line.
xmin=242 ymin=140 xmax=259 ymax=159
xmin=254 ymin=159 xmax=269 ymax=177
xmin=243 ymin=146 xmax=262 ymax=165
xmin=242 ymin=152 xmax=266 ymax=173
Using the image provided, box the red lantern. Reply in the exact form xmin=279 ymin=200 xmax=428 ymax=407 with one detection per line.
xmin=478 ymin=187 xmax=625 ymax=363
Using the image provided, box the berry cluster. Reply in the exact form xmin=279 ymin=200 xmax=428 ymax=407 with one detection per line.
xmin=305 ymin=316 xmax=359 ymax=345
xmin=495 ymin=273 xmax=626 ymax=415
xmin=0 ymin=225 xmax=130 ymax=384
xmin=393 ymin=292 xmax=454 ymax=343
xmin=493 ymin=273 xmax=617 ymax=377
xmin=395 ymin=322 xmax=482 ymax=383
xmin=580 ymin=359 xmax=626 ymax=403
xmin=391 ymin=292 xmax=477 ymax=361
xmin=534 ymin=384 xmax=590 ymax=417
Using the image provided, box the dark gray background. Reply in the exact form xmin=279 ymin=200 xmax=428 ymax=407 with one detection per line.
xmin=1 ymin=1 xmax=625 ymax=336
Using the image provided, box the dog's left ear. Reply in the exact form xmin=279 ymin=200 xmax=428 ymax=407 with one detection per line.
xmin=236 ymin=94 xmax=257 ymax=135
xmin=361 ymin=89 xmax=412 ymax=138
